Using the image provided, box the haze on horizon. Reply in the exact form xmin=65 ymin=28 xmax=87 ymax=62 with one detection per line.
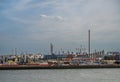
xmin=0 ymin=0 xmax=120 ymax=55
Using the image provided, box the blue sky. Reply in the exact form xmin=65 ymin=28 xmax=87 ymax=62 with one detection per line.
xmin=0 ymin=0 xmax=120 ymax=55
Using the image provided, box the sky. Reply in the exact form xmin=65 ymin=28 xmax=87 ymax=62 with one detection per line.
xmin=0 ymin=0 xmax=120 ymax=55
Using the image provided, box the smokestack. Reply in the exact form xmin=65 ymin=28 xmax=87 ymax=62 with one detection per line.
xmin=88 ymin=30 xmax=90 ymax=58
xmin=50 ymin=43 xmax=53 ymax=55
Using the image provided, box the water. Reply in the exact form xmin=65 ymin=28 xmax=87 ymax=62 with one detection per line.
xmin=0 ymin=68 xmax=120 ymax=82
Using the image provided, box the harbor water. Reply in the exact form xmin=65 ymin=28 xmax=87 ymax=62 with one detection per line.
xmin=0 ymin=68 xmax=120 ymax=82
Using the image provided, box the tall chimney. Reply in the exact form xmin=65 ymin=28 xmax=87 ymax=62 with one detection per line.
xmin=88 ymin=30 xmax=90 ymax=58
xmin=50 ymin=43 xmax=53 ymax=55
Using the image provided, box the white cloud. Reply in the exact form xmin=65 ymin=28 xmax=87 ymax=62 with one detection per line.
xmin=40 ymin=15 xmax=48 ymax=18
xmin=40 ymin=14 xmax=64 ymax=21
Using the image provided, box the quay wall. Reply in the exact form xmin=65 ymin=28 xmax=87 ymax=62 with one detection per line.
xmin=0 ymin=64 xmax=120 ymax=70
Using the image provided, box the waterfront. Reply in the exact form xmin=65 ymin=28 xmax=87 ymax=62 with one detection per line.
xmin=0 ymin=69 xmax=120 ymax=82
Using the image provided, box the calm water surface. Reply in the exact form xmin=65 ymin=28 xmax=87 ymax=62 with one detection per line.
xmin=0 ymin=68 xmax=120 ymax=82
